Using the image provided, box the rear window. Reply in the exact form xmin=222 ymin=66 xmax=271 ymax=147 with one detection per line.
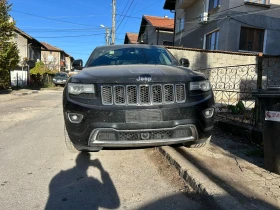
xmin=55 ymin=73 xmax=67 ymax=77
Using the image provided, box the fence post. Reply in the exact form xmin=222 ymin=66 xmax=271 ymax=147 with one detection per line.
xmin=257 ymin=54 xmax=263 ymax=90
xmin=255 ymin=54 xmax=263 ymax=127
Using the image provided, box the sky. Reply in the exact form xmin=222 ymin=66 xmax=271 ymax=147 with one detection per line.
xmin=9 ymin=0 xmax=174 ymax=63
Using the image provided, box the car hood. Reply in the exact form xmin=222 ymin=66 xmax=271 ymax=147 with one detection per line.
xmin=69 ymin=65 xmax=206 ymax=83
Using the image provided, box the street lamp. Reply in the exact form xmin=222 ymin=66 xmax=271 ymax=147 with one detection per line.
xmin=100 ymin=24 xmax=110 ymax=46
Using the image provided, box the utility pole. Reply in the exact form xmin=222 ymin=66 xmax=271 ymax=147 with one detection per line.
xmin=111 ymin=0 xmax=116 ymax=45
xmin=106 ymin=28 xmax=110 ymax=46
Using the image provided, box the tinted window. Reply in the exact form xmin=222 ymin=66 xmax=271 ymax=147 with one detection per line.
xmin=55 ymin=73 xmax=67 ymax=78
xmin=86 ymin=47 xmax=179 ymax=67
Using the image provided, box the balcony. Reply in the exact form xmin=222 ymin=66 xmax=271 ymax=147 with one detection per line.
xmin=177 ymin=0 xmax=197 ymax=9
xmin=244 ymin=0 xmax=270 ymax=7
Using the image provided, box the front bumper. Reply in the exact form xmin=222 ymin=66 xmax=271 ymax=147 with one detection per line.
xmin=63 ymin=93 xmax=215 ymax=149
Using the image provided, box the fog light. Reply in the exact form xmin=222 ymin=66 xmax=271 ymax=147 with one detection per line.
xmin=68 ymin=113 xmax=83 ymax=123
xmin=203 ymin=108 xmax=214 ymax=118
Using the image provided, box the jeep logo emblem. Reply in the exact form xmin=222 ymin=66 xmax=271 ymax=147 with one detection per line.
xmin=136 ymin=75 xmax=152 ymax=82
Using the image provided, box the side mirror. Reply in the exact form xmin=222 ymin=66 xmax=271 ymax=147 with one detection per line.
xmin=72 ymin=59 xmax=83 ymax=70
xmin=180 ymin=58 xmax=190 ymax=68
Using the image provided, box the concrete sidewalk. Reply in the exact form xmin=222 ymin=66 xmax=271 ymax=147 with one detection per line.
xmin=158 ymin=129 xmax=280 ymax=210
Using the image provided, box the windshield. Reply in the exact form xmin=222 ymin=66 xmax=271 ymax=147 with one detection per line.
xmin=86 ymin=47 xmax=179 ymax=67
xmin=54 ymin=73 xmax=67 ymax=78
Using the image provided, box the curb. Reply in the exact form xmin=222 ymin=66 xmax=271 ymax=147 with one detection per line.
xmin=13 ymin=90 xmax=39 ymax=96
xmin=156 ymin=146 xmax=247 ymax=210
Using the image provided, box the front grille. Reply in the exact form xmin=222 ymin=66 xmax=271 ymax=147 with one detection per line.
xmin=94 ymin=126 xmax=193 ymax=141
xmin=101 ymin=84 xmax=185 ymax=105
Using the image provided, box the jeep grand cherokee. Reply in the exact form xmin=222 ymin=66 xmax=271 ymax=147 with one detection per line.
xmin=63 ymin=45 xmax=215 ymax=152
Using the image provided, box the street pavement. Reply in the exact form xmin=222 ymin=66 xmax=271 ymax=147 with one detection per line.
xmin=0 ymin=90 xmax=211 ymax=210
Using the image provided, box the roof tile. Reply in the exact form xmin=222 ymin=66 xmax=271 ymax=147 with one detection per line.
xmin=144 ymin=15 xmax=174 ymax=30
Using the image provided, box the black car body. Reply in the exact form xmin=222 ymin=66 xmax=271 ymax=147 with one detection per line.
xmin=63 ymin=45 xmax=215 ymax=152
xmin=53 ymin=72 xmax=68 ymax=86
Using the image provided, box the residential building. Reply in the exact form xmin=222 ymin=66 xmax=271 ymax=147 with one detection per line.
xmin=124 ymin=32 xmax=139 ymax=44
xmin=163 ymin=0 xmax=280 ymax=55
xmin=40 ymin=42 xmax=74 ymax=72
xmin=137 ymin=15 xmax=174 ymax=46
xmin=11 ymin=27 xmax=46 ymax=86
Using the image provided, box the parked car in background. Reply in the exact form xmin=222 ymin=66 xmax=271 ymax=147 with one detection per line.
xmin=63 ymin=45 xmax=215 ymax=152
xmin=52 ymin=72 xmax=68 ymax=86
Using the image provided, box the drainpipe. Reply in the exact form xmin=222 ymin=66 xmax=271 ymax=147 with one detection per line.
xmin=173 ymin=11 xmax=176 ymax=46
xmin=157 ymin=28 xmax=159 ymax=45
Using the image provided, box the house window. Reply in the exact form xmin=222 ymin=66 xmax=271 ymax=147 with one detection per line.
xmin=163 ymin=41 xmax=173 ymax=46
xmin=209 ymin=0 xmax=220 ymax=12
xmin=176 ymin=17 xmax=184 ymax=33
xmin=239 ymin=27 xmax=264 ymax=52
xmin=205 ymin=30 xmax=219 ymax=50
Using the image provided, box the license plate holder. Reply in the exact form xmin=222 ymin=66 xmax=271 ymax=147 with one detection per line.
xmin=126 ymin=110 xmax=162 ymax=123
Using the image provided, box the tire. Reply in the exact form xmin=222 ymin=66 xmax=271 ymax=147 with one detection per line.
xmin=64 ymin=127 xmax=79 ymax=153
xmin=184 ymin=136 xmax=212 ymax=148
xmin=64 ymin=126 xmax=101 ymax=153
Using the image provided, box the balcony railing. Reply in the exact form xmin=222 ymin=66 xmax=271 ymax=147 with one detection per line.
xmin=244 ymin=0 xmax=270 ymax=6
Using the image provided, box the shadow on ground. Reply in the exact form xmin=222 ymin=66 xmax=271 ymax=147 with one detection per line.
xmin=211 ymin=127 xmax=265 ymax=168
xmin=45 ymin=152 xmax=120 ymax=210
xmin=173 ymin=146 xmax=279 ymax=210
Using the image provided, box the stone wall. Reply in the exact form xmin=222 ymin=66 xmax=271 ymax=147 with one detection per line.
xmin=166 ymin=46 xmax=258 ymax=70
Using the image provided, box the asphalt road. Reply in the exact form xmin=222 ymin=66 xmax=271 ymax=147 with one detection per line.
xmin=0 ymin=90 xmax=209 ymax=210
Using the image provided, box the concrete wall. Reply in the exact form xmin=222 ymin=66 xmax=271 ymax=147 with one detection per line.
xmin=65 ymin=57 xmax=72 ymax=71
xmin=167 ymin=47 xmax=258 ymax=70
xmin=41 ymin=51 xmax=61 ymax=71
xmin=13 ymin=32 xmax=27 ymax=61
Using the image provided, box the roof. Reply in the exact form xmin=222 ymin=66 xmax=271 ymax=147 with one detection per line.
xmin=163 ymin=0 xmax=176 ymax=10
xmin=124 ymin=32 xmax=138 ymax=44
xmin=14 ymin=27 xmax=46 ymax=49
xmin=40 ymin=42 xmax=63 ymax=52
xmin=143 ymin=15 xmax=174 ymax=30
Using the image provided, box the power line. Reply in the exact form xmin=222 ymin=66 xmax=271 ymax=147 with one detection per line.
xmin=11 ymin=10 xmax=96 ymax=27
xmin=35 ymin=33 xmax=104 ymax=39
xmin=116 ymin=0 xmax=130 ymax=24
xmin=231 ymin=17 xmax=280 ymax=31
xmin=116 ymin=0 xmax=135 ymax=31
xmin=119 ymin=0 xmax=139 ymax=32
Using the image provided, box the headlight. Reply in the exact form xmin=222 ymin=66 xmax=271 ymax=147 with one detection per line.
xmin=63 ymin=80 xmax=66 ymax=82
xmin=53 ymin=78 xmax=56 ymax=81
xmin=190 ymin=80 xmax=211 ymax=91
xmin=68 ymin=83 xmax=95 ymax=95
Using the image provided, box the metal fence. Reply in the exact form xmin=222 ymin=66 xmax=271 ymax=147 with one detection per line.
xmin=262 ymin=55 xmax=280 ymax=89
xmin=196 ymin=64 xmax=258 ymax=126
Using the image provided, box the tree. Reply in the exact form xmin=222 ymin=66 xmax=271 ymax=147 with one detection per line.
xmin=0 ymin=0 xmax=19 ymax=89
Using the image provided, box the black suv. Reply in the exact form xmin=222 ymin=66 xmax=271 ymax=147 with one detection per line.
xmin=63 ymin=45 xmax=215 ymax=152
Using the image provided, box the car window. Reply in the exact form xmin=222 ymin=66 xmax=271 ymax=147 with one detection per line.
xmin=55 ymin=73 xmax=67 ymax=77
xmin=87 ymin=47 xmax=179 ymax=67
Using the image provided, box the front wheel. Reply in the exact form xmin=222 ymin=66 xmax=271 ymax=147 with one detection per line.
xmin=183 ymin=136 xmax=212 ymax=148
xmin=64 ymin=127 xmax=101 ymax=153
xmin=64 ymin=127 xmax=79 ymax=153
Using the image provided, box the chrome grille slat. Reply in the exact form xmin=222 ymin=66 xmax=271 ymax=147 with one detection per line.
xmin=164 ymin=84 xmax=175 ymax=103
xmin=126 ymin=85 xmax=138 ymax=105
xmin=152 ymin=85 xmax=163 ymax=104
xmin=176 ymin=84 xmax=186 ymax=103
xmin=101 ymin=86 xmax=113 ymax=105
xmin=139 ymin=85 xmax=150 ymax=104
xmin=114 ymin=85 xmax=125 ymax=105
xmin=101 ymin=84 xmax=185 ymax=105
